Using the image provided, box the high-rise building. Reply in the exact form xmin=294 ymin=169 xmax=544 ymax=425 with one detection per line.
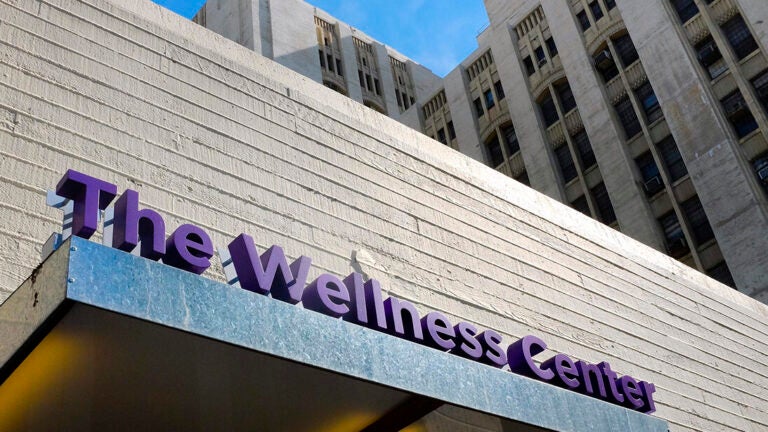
xmin=194 ymin=0 xmax=768 ymax=302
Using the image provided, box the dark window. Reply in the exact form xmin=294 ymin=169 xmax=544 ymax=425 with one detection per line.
xmin=324 ymin=37 xmax=330 ymax=46
xmin=635 ymin=81 xmax=663 ymax=123
xmin=403 ymin=96 xmax=410 ymax=110
xmin=555 ymin=145 xmax=578 ymax=183
xmin=523 ymin=56 xmax=536 ymax=76
xmin=365 ymin=74 xmax=373 ymax=91
xmin=374 ymin=78 xmax=381 ymax=95
xmin=589 ymin=1 xmax=604 ymax=21
xmin=594 ymin=49 xmax=619 ymax=81
xmin=410 ymin=96 xmax=415 ymax=105
xmin=502 ymin=125 xmax=520 ymax=155
xmin=572 ymin=130 xmax=596 ymax=170
xmin=546 ymin=38 xmax=558 ymax=58
xmin=614 ymin=97 xmax=642 ymax=139
xmin=437 ymin=128 xmax=447 ymax=144
xmin=682 ymin=196 xmax=714 ymax=245
xmin=577 ymin=10 xmax=591 ymax=31
xmin=336 ymin=59 xmax=343 ymax=76
xmin=659 ymin=211 xmax=688 ymax=257
xmin=671 ymin=0 xmax=699 ymax=24
xmin=707 ymin=261 xmax=736 ymax=288
xmin=591 ymin=183 xmax=616 ymax=224
xmin=752 ymin=153 xmax=768 ymax=193
xmin=535 ymin=46 xmax=547 ymax=67
xmin=557 ymin=82 xmax=577 ymax=113
xmin=751 ymin=70 xmax=768 ymax=114
xmin=327 ymin=54 xmax=335 ymax=72
xmin=487 ymin=134 xmax=504 ymax=167
xmin=635 ymin=151 xmax=664 ymax=196
xmin=396 ymin=89 xmax=403 ymax=107
xmin=515 ymin=171 xmax=531 ymax=186
xmin=722 ymin=15 xmax=759 ymax=60
xmin=605 ymin=0 xmax=616 ymax=10
xmin=494 ymin=81 xmax=506 ymax=101
xmin=484 ymin=89 xmax=495 ymax=109
xmin=358 ymin=70 xmax=364 ymax=87
xmin=695 ymin=36 xmax=727 ymax=79
xmin=571 ymin=195 xmax=591 ymax=215
xmin=656 ymin=135 xmax=688 ymax=181
xmin=721 ymin=90 xmax=758 ymax=138
xmin=540 ymin=94 xmax=560 ymax=127
xmin=474 ymin=97 xmax=484 ymax=118
xmin=447 ymin=121 xmax=456 ymax=140
xmin=362 ymin=57 xmax=367 ymax=67
xmin=613 ymin=34 xmax=639 ymax=67
xmin=319 ymin=50 xmax=326 ymax=68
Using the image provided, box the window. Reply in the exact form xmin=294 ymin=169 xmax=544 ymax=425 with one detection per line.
xmin=515 ymin=171 xmax=531 ymax=186
xmin=721 ymin=90 xmax=758 ymax=138
xmin=656 ymin=135 xmax=688 ymax=182
xmin=572 ymin=130 xmax=596 ymax=170
xmin=614 ymin=97 xmax=642 ymax=138
xmin=722 ymin=15 xmax=758 ymax=61
xmin=613 ymin=34 xmax=639 ymax=67
xmin=319 ymin=50 xmax=326 ymax=68
xmin=437 ymin=128 xmax=447 ymax=145
xmin=605 ymin=0 xmax=616 ymax=10
xmin=535 ymin=46 xmax=547 ymax=67
xmin=695 ymin=36 xmax=727 ymax=79
xmin=336 ymin=59 xmax=343 ymax=76
xmin=752 ymin=153 xmax=768 ymax=194
xmin=484 ymin=89 xmax=495 ymax=110
xmin=577 ymin=10 xmax=591 ymax=31
xmin=358 ymin=70 xmax=364 ymax=87
xmin=635 ymin=81 xmax=663 ymax=123
xmin=589 ymin=1 xmax=604 ymax=21
xmin=494 ymin=81 xmax=506 ymax=101
xmin=671 ymin=0 xmax=699 ymax=24
xmin=659 ymin=211 xmax=688 ymax=257
xmin=374 ymin=78 xmax=381 ymax=95
xmin=365 ymin=74 xmax=373 ymax=91
xmin=502 ymin=124 xmax=520 ymax=155
xmin=555 ymin=145 xmax=578 ymax=183
xmin=751 ymin=70 xmax=768 ymax=114
xmin=707 ymin=261 xmax=736 ymax=288
xmin=395 ymin=90 xmax=403 ymax=107
xmin=327 ymin=54 xmax=335 ymax=72
xmin=594 ymin=49 xmax=618 ymax=82
xmin=523 ymin=56 xmax=536 ymax=76
xmin=571 ymin=195 xmax=591 ymax=215
xmin=681 ymin=196 xmax=714 ymax=245
xmin=591 ymin=183 xmax=616 ymax=224
xmin=474 ymin=97 xmax=484 ymax=118
xmin=486 ymin=134 xmax=504 ymax=167
xmin=546 ymin=38 xmax=558 ymax=58
xmin=635 ymin=151 xmax=664 ymax=196
xmin=557 ymin=82 xmax=576 ymax=114
xmin=447 ymin=121 xmax=457 ymax=140
xmin=540 ymin=94 xmax=559 ymax=127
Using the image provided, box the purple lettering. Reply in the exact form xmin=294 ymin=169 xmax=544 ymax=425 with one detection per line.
xmin=508 ymin=335 xmax=555 ymax=381
xmin=450 ymin=322 xmax=483 ymax=360
xmin=113 ymin=189 xmax=166 ymax=260
xmin=55 ymin=169 xmax=117 ymax=238
xmin=342 ymin=273 xmax=387 ymax=330
xmin=576 ymin=360 xmax=607 ymax=398
xmin=598 ymin=362 xmax=625 ymax=404
xmin=420 ymin=311 xmax=455 ymax=351
xmin=164 ymin=224 xmax=213 ymax=275
xmin=227 ymin=234 xmax=311 ymax=303
xmin=478 ymin=330 xmax=506 ymax=368
xmin=303 ymin=273 xmax=350 ymax=317
xmin=620 ymin=375 xmax=644 ymax=410
xmin=640 ymin=381 xmax=657 ymax=414
xmin=542 ymin=353 xmax=580 ymax=390
xmin=384 ymin=297 xmax=423 ymax=341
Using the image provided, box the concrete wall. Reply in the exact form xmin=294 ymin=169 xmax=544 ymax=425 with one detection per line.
xmin=1 ymin=1 xmax=768 ymax=431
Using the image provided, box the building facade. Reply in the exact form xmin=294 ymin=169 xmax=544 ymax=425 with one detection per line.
xmin=1 ymin=0 xmax=768 ymax=431
xmin=194 ymin=0 xmax=768 ymax=302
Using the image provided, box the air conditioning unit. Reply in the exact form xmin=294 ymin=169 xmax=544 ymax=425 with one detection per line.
xmin=697 ymin=43 xmax=720 ymax=66
xmin=643 ymin=176 xmax=663 ymax=193
xmin=758 ymin=165 xmax=768 ymax=182
xmin=594 ymin=50 xmax=613 ymax=69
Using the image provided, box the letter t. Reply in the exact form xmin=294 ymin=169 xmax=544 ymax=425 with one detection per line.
xmin=55 ymin=170 xmax=117 ymax=238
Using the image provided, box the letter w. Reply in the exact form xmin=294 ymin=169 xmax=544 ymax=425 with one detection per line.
xmin=227 ymin=233 xmax=311 ymax=304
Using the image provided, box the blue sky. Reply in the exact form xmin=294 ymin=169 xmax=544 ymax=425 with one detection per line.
xmin=151 ymin=0 xmax=488 ymax=77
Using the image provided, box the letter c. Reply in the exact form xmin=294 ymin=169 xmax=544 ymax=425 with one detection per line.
xmin=508 ymin=335 xmax=555 ymax=381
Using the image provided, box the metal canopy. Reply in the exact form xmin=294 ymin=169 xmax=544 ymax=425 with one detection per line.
xmin=0 ymin=237 xmax=668 ymax=432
